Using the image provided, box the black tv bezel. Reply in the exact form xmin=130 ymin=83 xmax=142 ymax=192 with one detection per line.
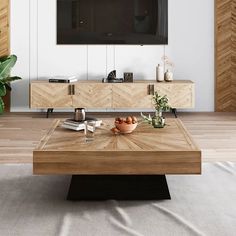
xmin=56 ymin=0 xmax=168 ymax=45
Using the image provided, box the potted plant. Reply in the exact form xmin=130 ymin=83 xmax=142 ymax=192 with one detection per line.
xmin=0 ymin=55 xmax=22 ymax=113
xmin=152 ymin=92 xmax=171 ymax=128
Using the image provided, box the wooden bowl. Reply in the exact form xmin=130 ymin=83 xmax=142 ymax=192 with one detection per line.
xmin=115 ymin=122 xmax=138 ymax=134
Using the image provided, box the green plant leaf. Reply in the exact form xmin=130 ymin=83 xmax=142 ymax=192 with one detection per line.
xmin=0 ymin=56 xmax=9 ymax=63
xmin=4 ymin=83 xmax=11 ymax=91
xmin=0 ymin=55 xmax=17 ymax=80
xmin=1 ymin=76 xmax=22 ymax=84
xmin=140 ymin=112 xmax=152 ymax=123
xmin=152 ymin=92 xmax=171 ymax=112
xmin=0 ymin=83 xmax=6 ymax=97
xmin=0 ymin=97 xmax=4 ymax=114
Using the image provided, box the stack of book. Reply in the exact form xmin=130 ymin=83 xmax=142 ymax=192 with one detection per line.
xmin=62 ymin=119 xmax=102 ymax=131
xmin=49 ymin=75 xmax=78 ymax=83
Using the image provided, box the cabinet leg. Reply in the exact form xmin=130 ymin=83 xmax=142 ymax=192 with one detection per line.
xmin=46 ymin=108 xmax=54 ymax=118
xmin=171 ymin=108 xmax=178 ymax=118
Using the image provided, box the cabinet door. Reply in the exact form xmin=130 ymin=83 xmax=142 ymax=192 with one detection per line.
xmin=112 ymin=84 xmax=153 ymax=109
xmin=155 ymin=83 xmax=194 ymax=109
xmin=73 ymin=84 xmax=112 ymax=108
xmin=30 ymin=83 xmax=73 ymax=108
xmin=0 ymin=0 xmax=9 ymax=57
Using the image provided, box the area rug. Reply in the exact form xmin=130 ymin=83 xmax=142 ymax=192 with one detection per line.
xmin=0 ymin=163 xmax=235 ymax=236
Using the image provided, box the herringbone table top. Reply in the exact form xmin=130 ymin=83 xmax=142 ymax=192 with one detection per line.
xmin=33 ymin=118 xmax=201 ymax=175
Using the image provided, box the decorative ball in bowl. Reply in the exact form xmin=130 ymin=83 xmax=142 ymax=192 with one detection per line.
xmin=111 ymin=116 xmax=138 ymax=134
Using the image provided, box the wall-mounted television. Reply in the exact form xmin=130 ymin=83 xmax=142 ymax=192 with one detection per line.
xmin=57 ymin=0 xmax=168 ymax=45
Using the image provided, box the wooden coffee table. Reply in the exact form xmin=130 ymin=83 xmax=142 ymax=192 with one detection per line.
xmin=33 ymin=118 xmax=201 ymax=200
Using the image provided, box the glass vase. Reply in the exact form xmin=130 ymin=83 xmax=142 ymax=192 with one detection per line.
xmin=152 ymin=110 xmax=165 ymax=128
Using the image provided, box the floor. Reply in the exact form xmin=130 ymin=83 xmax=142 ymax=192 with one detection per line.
xmin=0 ymin=112 xmax=236 ymax=163
xmin=1 ymin=162 xmax=236 ymax=236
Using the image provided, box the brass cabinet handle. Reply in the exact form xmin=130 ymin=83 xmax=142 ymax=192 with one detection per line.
xmin=147 ymin=85 xmax=150 ymax=95
xmin=68 ymin=85 xmax=72 ymax=95
xmin=147 ymin=84 xmax=155 ymax=95
xmin=68 ymin=85 xmax=75 ymax=95
xmin=150 ymin=84 xmax=154 ymax=95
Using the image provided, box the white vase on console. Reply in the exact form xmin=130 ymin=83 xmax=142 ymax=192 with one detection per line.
xmin=156 ymin=64 xmax=164 ymax=82
xmin=165 ymin=69 xmax=173 ymax=82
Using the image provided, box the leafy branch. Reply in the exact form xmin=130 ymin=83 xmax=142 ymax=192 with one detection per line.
xmin=0 ymin=55 xmax=22 ymax=113
xmin=152 ymin=92 xmax=171 ymax=112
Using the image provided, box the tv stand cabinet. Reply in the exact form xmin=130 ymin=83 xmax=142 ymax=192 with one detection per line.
xmin=30 ymin=80 xmax=195 ymax=117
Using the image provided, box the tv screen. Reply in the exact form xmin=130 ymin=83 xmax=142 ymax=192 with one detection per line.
xmin=57 ymin=0 xmax=168 ymax=45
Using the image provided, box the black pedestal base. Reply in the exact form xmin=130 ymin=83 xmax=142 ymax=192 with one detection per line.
xmin=67 ymin=175 xmax=171 ymax=201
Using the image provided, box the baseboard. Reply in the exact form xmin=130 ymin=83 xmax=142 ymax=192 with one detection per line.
xmin=11 ymin=108 xmax=156 ymax=113
xmin=10 ymin=107 xmax=213 ymax=113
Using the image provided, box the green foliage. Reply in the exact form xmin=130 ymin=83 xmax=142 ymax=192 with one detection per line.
xmin=152 ymin=92 xmax=171 ymax=112
xmin=0 ymin=55 xmax=22 ymax=114
xmin=0 ymin=97 xmax=4 ymax=114
xmin=1 ymin=76 xmax=22 ymax=84
xmin=141 ymin=112 xmax=152 ymax=123
xmin=0 ymin=82 xmax=6 ymax=97
xmin=0 ymin=55 xmax=17 ymax=80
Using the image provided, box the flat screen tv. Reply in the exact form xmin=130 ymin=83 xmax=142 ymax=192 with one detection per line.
xmin=57 ymin=0 xmax=168 ymax=45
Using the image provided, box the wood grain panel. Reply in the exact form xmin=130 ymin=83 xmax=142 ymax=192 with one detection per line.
xmin=232 ymin=0 xmax=236 ymax=110
xmin=155 ymin=82 xmax=195 ymax=109
xmin=0 ymin=0 xmax=9 ymax=57
xmin=33 ymin=151 xmax=201 ymax=175
xmin=30 ymin=83 xmax=73 ymax=108
xmin=30 ymin=80 xmax=195 ymax=110
xmin=73 ymin=83 xmax=112 ymax=108
xmin=33 ymin=118 xmax=201 ymax=175
xmin=0 ymin=0 xmax=10 ymax=112
xmin=112 ymin=83 xmax=152 ymax=108
xmin=216 ymin=0 xmax=236 ymax=111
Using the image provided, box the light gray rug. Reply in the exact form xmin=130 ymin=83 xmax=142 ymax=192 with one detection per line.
xmin=0 ymin=163 xmax=236 ymax=236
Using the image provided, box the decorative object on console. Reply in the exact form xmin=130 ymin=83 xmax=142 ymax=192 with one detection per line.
xmin=111 ymin=116 xmax=138 ymax=134
xmin=124 ymin=73 xmax=133 ymax=83
xmin=151 ymin=92 xmax=171 ymax=128
xmin=49 ymin=75 xmax=78 ymax=83
xmin=0 ymin=55 xmax=22 ymax=113
xmin=156 ymin=64 xmax=164 ymax=82
xmin=164 ymin=69 xmax=173 ymax=82
xmin=103 ymin=70 xmax=123 ymax=83
xmin=162 ymin=56 xmax=174 ymax=82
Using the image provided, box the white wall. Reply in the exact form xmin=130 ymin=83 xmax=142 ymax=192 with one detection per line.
xmin=10 ymin=0 xmax=214 ymax=112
